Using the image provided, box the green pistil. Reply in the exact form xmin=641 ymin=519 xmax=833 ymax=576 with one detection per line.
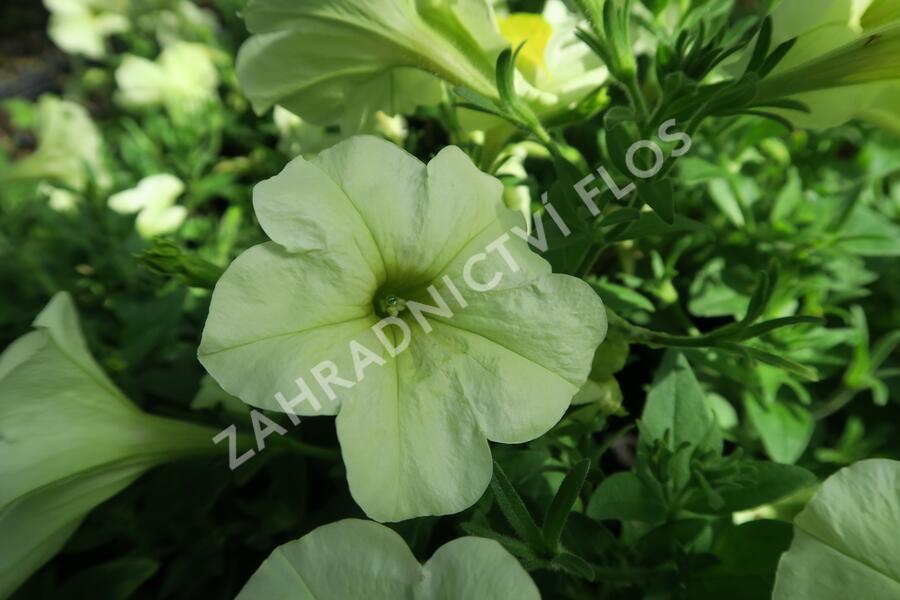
xmin=378 ymin=294 xmax=408 ymax=318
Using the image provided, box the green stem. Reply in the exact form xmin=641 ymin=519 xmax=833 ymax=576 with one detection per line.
xmin=622 ymin=75 xmax=648 ymax=116
xmin=813 ymin=387 xmax=860 ymax=420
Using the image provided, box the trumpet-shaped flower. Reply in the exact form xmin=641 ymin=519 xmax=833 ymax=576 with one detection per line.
xmin=0 ymin=293 xmax=217 ymax=599
xmin=115 ymin=41 xmax=219 ymax=116
xmin=44 ymin=0 xmax=129 ymax=59
xmin=199 ymin=136 xmax=606 ymax=522
xmin=235 ymin=0 xmax=503 ymax=134
xmin=0 ymin=96 xmax=108 ymax=192
xmin=235 ymin=0 xmax=606 ymax=138
xmin=108 ymin=173 xmax=188 ymax=237
xmin=757 ymin=0 xmax=900 ymax=132
xmin=237 ymin=519 xmax=539 ymax=599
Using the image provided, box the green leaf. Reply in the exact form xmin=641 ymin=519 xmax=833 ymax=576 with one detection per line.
xmin=453 ymin=86 xmax=510 ymax=122
xmin=491 ymin=461 xmax=546 ymax=551
xmin=771 ymin=167 xmax=803 ymax=222
xmin=721 ymin=342 xmax=819 ymax=381
xmin=688 ymin=258 xmax=752 ymax=319
xmin=496 ymin=47 xmax=520 ymax=110
xmin=236 ymin=519 xmax=540 ymax=599
xmin=590 ymin=280 xmax=655 ymax=315
xmin=604 ymin=121 xmax=640 ymax=180
xmin=636 ymin=178 xmax=675 ymax=224
xmin=688 ymin=460 xmax=816 ymax=514
xmin=694 ymin=520 xmax=793 ymax=599
xmin=745 ymin=399 xmax=814 ymax=464
xmin=837 ymin=204 xmax=900 ymax=257
xmin=611 ymin=212 xmax=711 ymax=241
xmin=741 ymin=260 xmax=780 ymax=326
xmin=542 ymin=459 xmax=590 ymax=552
xmin=598 ymin=207 xmax=642 ymax=227
xmin=774 ymin=459 xmax=900 ymax=600
xmin=552 ymin=552 xmax=595 ymax=581
xmin=759 ymin=38 xmax=798 ymax=78
xmin=459 ymin=522 xmax=536 ymax=560
xmin=707 ymin=178 xmax=746 ymax=227
xmin=738 ymin=316 xmax=824 ymax=341
xmin=715 ymin=520 xmax=793 ymax=578
xmin=58 ymin=558 xmax=159 ymax=600
xmin=637 ymin=519 xmax=709 ymax=560
xmin=586 ymin=472 xmax=665 ymax=523
xmin=641 ymin=352 xmax=722 ymax=456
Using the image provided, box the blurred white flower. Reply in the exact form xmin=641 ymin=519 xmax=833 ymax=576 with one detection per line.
xmin=272 ymin=106 xmax=344 ymax=158
xmin=1 ymin=96 xmax=108 ymax=191
xmin=495 ymin=141 xmax=550 ymax=231
xmin=38 ymin=183 xmax=79 ymax=212
xmin=273 ymin=106 xmax=408 ymax=157
xmin=146 ymin=0 xmax=219 ymax=47
xmin=115 ymin=42 xmax=219 ymax=115
xmin=44 ymin=0 xmax=129 ymax=59
xmin=108 ymin=173 xmax=187 ymax=237
xmin=373 ymin=111 xmax=409 ymax=145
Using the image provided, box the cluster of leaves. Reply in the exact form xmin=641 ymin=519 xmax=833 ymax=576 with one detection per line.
xmin=1 ymin=0 xmax=899 ymax=598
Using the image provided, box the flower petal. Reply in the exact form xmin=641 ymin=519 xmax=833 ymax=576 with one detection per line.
xmin=336 ymin=331 xmax=492 ymax=522
xmin=311 ymin=136 xmax=506 ymax=286
xmin=408 ymin=211 xmax=607 ymax=442
xmin=419 ymin=537 xmax=540 ymax=599
xmin=198 ymin=242 xmax=378 ymax=414
xmin=237 ymin=520 xmax=420 ymax=599
xmin=136 ymin=205 xmax=187 ymax=237
xmin=236 ymin=519 xmax=540 ymax=599
xmin=251 ymin=150 xmax=385 ymax=279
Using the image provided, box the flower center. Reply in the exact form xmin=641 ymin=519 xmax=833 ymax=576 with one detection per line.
xmin=376 ymin=293 xmax=408 ymax=318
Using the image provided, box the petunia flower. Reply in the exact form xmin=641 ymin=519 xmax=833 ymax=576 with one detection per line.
xmin=199 ymin=136 xmax=607 ymax=522
xmin=466 ymin=0 xmax=609 ymax=162
xmin=235 ymin=0 xmax=503 ymax=133
xmin=0 ymin=293 xmax=218 ymax=598
xmin=108 ymin=173 xmax=188 ymax=237
xmin=756 ymin=0 xmax=900 ymax=132
xmin=43 ymin=0 xmax=130 ymax=59
xmin=774 ymin=459 xmax=900 ymax=599
xmin=237 ymin=519 xmax=539 ymax=599
xmin=235 ymin=0 xmax=606 ymax=139
xmin=115 ymin=41 xmax=219 ymax=116
xmin=495 ymin=0 xmax=609 ymax=116
xmin=0 ymin=95 xmax=108 ymax=192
